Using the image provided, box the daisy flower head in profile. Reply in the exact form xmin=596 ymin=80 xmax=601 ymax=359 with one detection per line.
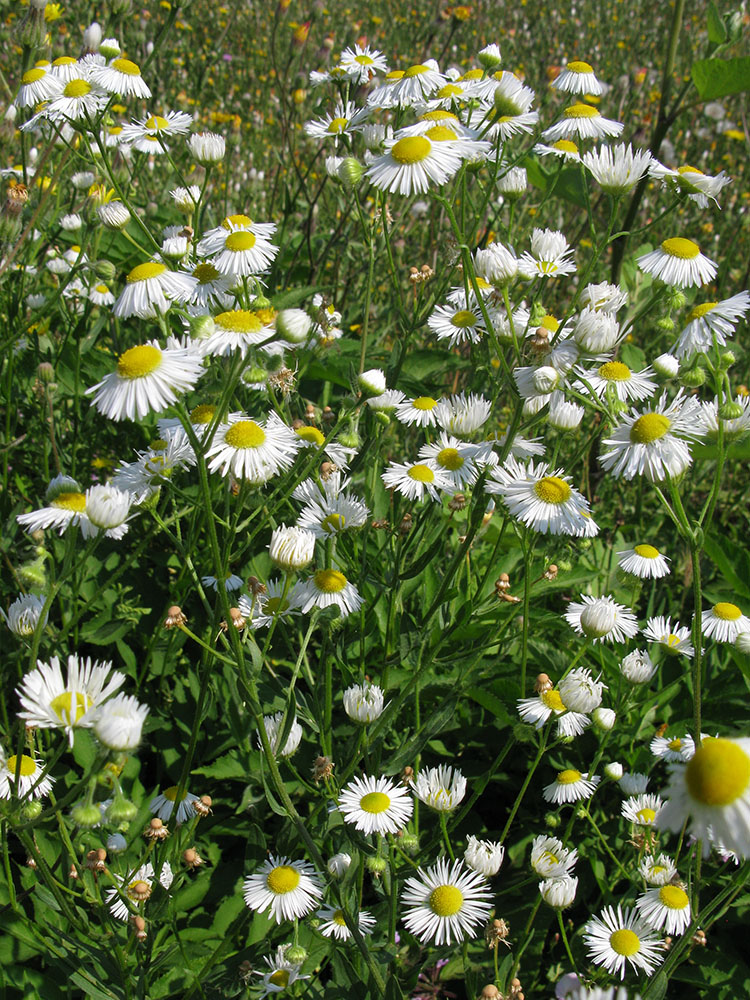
xmin=119 ymin=110 xmax=193 ymax=152
xmin=583 ymin=905 xmax=663 ymax=979
xmin=197 ymin=213 xmax=277 ymax=256
xmin=651 ymin=733 xmax=695 ymax=763
xmin=530 ymin=835 xmax=578 ymax=878
xmin=106 ymin=862 xmax=174 ymax=921
xmin=650 ymin=160 xmax=731 ymax=208
xmin=642 ymin=615 xmax=694 ymax=658
xmin=0 ymin=750 xmax=54 ymax=800
xmin=150 ymin=785 xmax=201 ymax=824
xmin=243 ymin=855 xmax=323 ymax=923
xmin=256 ymin=712 xmax=303 ymax=758
xmin=381 ymin=459 xmax=454 ymax=502
xmin=394 ymin=394 xmax=441 ymax=427
xmin=367 ymin=60 xmax=445 ymax=108
xmin=205 ymin=412 xmax=300 ymax=484
xmin=672 ymin=291 xmax=750 ymax=360
xmin=656 ymin=736 xmax=750 ymax=857
xmin=208 ymin=223 xmax=279 ymax=278
xmin=337 ymin=774 xmax=413 ymax=835
xmin=113 ymin=260 xmax=196 ymax=319
xmin=636 ymin=882 xmax=691 ymax=935
xmin=543 ymin=768 xmax=600 ymax=805
xmin=338 ymin=44 xmax=389 ymax=84
xmin=637 ymin=237 xmax=717 ymax=288
xmin=365 ymin=131 xmax=463 ymax=196
xmin=411 ymin=765 xmax=467 ymax=812
xmin=517 ymin=682 xmax=591 ymax=739
xmin=434 ymin=392 xmax=492 ymax=437
xmin=565 ymin=594 xmax=638 ymax=643
xmin=86 ymin=339 xmax=204 ymax=421
xmin=582 ymin=143 xmax=653 ymax=195
xmin=303 ymin=100 xmax=370 ymax=143
xmin=464 ymin=836 xmax=505 ymax=877
xmin=427 ymin=300 xmax=486 ymax=347
xmin=17 ymin=654 xmax=125 ymax=746
xmin=534 ymin=138 xmax=583 ymax=162
xmin=418 ymin=433 xmax=481 ymax=488
xmin=2 ymin=593 xmax=48 ymax=638
xmin=197 ymin=309 xmax=276 ymax=359
xmin=23 ymin=69 xmax=109 ymax=129
xmin=695 ymin=601 xmax=750 ymax=643
xmin=518 ymin=228 xmax=576 ymax=279
xmin=254 ymin=945 xmax=309 ymax=997
xmin=622 ymin=792 xmax=664 ymax=827
xmin=539 ymin=875 xmax=578 ymax=909
xmin=617 ymin=543 xmax=670 ymax=579
xmin=487 ymin=457 xmax=596 ymax=537
xmin=89 ymin=56 xmax=151 ymax=98
xmin=16 ymin=475 xmax=89 ymax=536
xmin=552 ymin=59 xmax=604 ymax=96
xmin=400 ymin=858 xmax=493 ymax=945
xmin=343 ymin=682 xmax=385 ymax=724
xmin=599 ymin=390 xmax=704 ymax=481
xmin=619 ymin=772 xmax=650 ymax=796
xmin=293 ymin=473 xmax=369 ymax=539
xmin=639 ymin=853 xmax=677 ymax=886
xmin=575 ymin=361 xmax=657 ymax=403
xmin=317 ymin=905 xmax=376 ymax=941
xmin=15 ymin=65 xmax=62 ymax=108
xmin=697 ymin=396 xmax=750 ymax=443
xmin=541 ymin=103 xmax=624 ymax=142
xmin=296 ymin=569 xmax=362 ymax=618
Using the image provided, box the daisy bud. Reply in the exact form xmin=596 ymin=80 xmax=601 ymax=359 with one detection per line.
xmin=285 ymin=945 xmax=308 ymax=964
xmin=653 ymin=352 xmax=679 ymax=378
xmin=366 ymin=856 xmax=387 ymax=877
xmin=539 ymin=874 xmax=578 ymax=908
xmin=83 ymin=21 xmax=103 ymax=52
xmin=464 ymin=834 xmax=505 ymax=876
xmin=72 ymin=802 xmax=103 ymax=828
xmin=593 ymin=707 xmax=616 ymax=731
xmin=620 ymin=648 xmax=656 ymax=683
xmin=666 ymin=288 xmax=687 ymax=310
xmin=719 ymin=400 xmax=744 ymax=420
xmin=94 ymin=260 xmax=117 ymax=283
xmin=327 ymin=852 xmax=352 ymax=878
xmin=496 ymin=167 xmax=528 ymax=199
xmin=2 ymin=593 xmax=48 ymax=637
xmin=343 ymin=682 xmax=385 ymax=723
xmin=100 ymin=38 xmax=121 ymax=59
xmin=338 ymin=157 xmax=364 ymax=190
xmin=557 ymin=667 xmax=604 ymax=713
xmin=98 ymin=201 xmax=131 ymax=230
xmin=85 ymin=485 xmax=132 ymax=534
xmin=478 ymin=43 xmax=502 ymax=69
xmin=656 ymin=316 xmax=675 ymax=333
xmin=107 ymin=833 xmax=127 ymax=853
xmin=20 ymin=800 xmax=43 ymax=821
xmin=548 ymin=395 xmax=583 ymax=430
xmin=276 ymin=308 xmax=312 ymax=344
xmin=401 ymin=831 xmax=419 ymax=854
xmin=269 ymin=524 xmax=316 ymax=570
xmin=735 ymin=631 xmax=750 ymax=654
xmin=680 ymin=366 xmax=706 ymax=388
xmin=532 ymin=366 xmax=559 ymax=394
xmin=358 ymin=368 xmax=386 ymax=397
xmin=720 ymin=350 xmax=736 ymax=369
xmin=188 ymin=131 xmax=226 ymax=164
xmin=94 ymin=693 xmax=148 ymax=751
xmin=105 ymin=795 xmax=137 ymax=824
xmin=604 ymin=761 xmax=624 ymax=780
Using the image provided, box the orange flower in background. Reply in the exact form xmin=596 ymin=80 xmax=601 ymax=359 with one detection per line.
xmin=292 ymin=21 xmax=310 ymax=45
xmin=452 ymin=5 xmax=472 ymax=19
xmin=547 ymin=64 xmax=561 ymax=81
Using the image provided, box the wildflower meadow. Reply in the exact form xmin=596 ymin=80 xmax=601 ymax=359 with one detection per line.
xmin=2 ymin=1 xmax=750 ymax=998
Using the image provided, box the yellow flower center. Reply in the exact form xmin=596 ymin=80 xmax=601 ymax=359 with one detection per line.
xmin=599 ymin=361 xmax=631 ymax=381
xmin=321 ymin=513 xmax=346 ymax=534
xmin=541 ymin=689 xmax=565 ymax=712
xmin=191 ymin=404 xmax=216 ymax=424
xmin=451 ymin=310 xmax=477 ymax=328
xmin=117 ymin=344 xmax=162 ymax=378
xmin=713 ymin=602 xmax=742 ymax=621
xmin=677 ymin=165 xmax=703 ymax=176
xmin=552 ymin=140 xmax=579 ymax=153
xmin=688 ymin=301 xmax=717 ymax=320
xmin=51 ymin=491 xmax=87 ymax=512
xmin=64 ymin=79 xmax=91 ymax=98
xmin=295 ymin=426 xmax=325 ymax=446
xmin=405 ymin=64 xmax=430 ymax=77
xmin=542 ymin=850 xmax=559 ymax=865
xmin=391 ymin=136 xmax=431 ymax=164
xmin=223 ymin=213 xmax=253 ymax=228
xmin=630 ymin=413 xmax=671 ymax=444
xmin=385 ymin=70 xmax=405 ymax=81
xmin=634 ymin=544 xmax=660 ymax=559
xmin=163 ymin=785 xmax=187 ymax=802
xmin=49 ymin=690 xmax=93 ymax=723
xmin=127 ymin=261 xmax=167 ymax=283
xmin=326 ymin=116 xmax=348 ymax=133
xmin=686 ymin=737 xmax=750 ymax=806
xmin=567 ymin=60 xmax=594 ymax=73
xmin=436 ymin=84 xmax=463 ymax=97
xmin=95 ymin=284 xmax=110 ymax=294
xmin=461 ymin=68 xmax=484 ymax=80
xmin=425 ymin=125 xmax=457 ymax=142
xmin=668 ymin=738 xmax=683 ymax=750
xmin=53 ymin=58 xmax=76 ymax=66
xmin=429 ymin=885 xmax=464 ymax=917
xmin=661 ymin=237 xmax=700 ymax=260
xmin=422 ymin=109 xmax=459 ymax=121
xmin=23 ymin=68 xmax=47 ymax=83
xmin=332 ymin=909 xmax=348 ymax=925
xmin=540 ymin=314 xmax=560 ymax=332
xmin=354 ymin=54 xmax=374 ymax=65
xmin=194 ymin=263 xmax=221 ymax=282
xmin=651 ymin=864 xmax=666 ymax=875
xmin=564 ymin=103 xmax=599 ymax=119
xmin=610 ymin=929 xmax=641 ymax=956
xmin=314 ymin=569 xmax=347 ymax=593
xmin=437 ymin=447 xmax=464 ymax=470
xmin=412 ymin=396 xmax=437 ymax=410
xmin=533 ymin=476 xmax=572 ymax=504
xmin=659 ymin=885 xmax=688 ymax=909
xmin=265 ymin=596 xmax=289 ymax=615
xmin=557 ymin=769 xmax=582 ymax=785
xmin=225 ymin=231 xmax=256 ymax=252
xmin=255 ymin=307 xmax=276 ymax=325
xmin=268 ymin=971 xmax=290 ymax=988
xmin=6 ymin=755 xmax=37 ymax=777
xmin=407 ymin=464 xmax=435 ymax=483
xmin=360 ymin=791 xmax=391 ymax=813
xmin=224 ymin=420 xmax=266 ymax=449
xmin=266 ymin=865 xmax=301 ymax=894
xmin=112 ymin=58 xmax=141 ymax=76
xmin=145 ymin=115 xmax=170 ymax=131
xmin=636 ymin=807 xmax=656 ymax=824
xmin=215 ymin=310 xmax=262 ymax=332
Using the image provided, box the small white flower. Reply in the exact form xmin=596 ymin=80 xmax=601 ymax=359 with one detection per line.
xmin=317 ymin=904 xmax=376 ymax=940
xmin=617 ymin=544 xmax=670 ymax=579
xmin=557 ymin=667 xmax=605 ymax=713
xmin=243 ymin=856 xmax=323 ymax=923
xmin=1 ymin=594 xmax=48 ymax=637
xmin=696 ymin=601 xmax=750 ymax=643
xmin=93 ymin=693 xmax=148 ymax=751
xmin=565 ymin=595 xmax=638 ymax=643
xmin=539 ymin=875 xmax=578 ymax=908
xmin=150 ymin=785 xmax=200 ymax=824
xmin=637 ymin=237 xmax=717 ymax=288
xmin=411 ymin=765 xmax=467 ymax=812
xmin=464 ymin=835 xmax=505 ymax=877
xmin=400 ymin=858 xmax=493 ymax=946
xmin=543 ymin=768 xmax=600 ymax=805
xmin=636 ymin=883 xmax=691 ymax=935
xmin=530 ymin=835 xmax=578 ymax=878
xmin=343 ymin=682 xmax=385 ymax=723
xmin=257 ymin=712 xmax=303 ymax=758
xmin=338 ymin=774 xmax=414 ymax=835
xmin=651 ymin=733 xmax=695 ymax=762
xmin=269 ymin=525 xmax=316 ymax=570
xmin=643 ymin=615 xmax=695 ymax=658
xmin=622 ymin=792 xmax=663 ymax=826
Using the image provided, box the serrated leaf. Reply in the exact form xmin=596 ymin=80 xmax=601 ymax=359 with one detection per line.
xmin=466 ymin=686 xmax=511 ymax=725
xmin=192 ymin=752 xmax=248 ymax=780
xmin=383 ymin=700 xmax=456 ymax=774
xmin=692 ymin=57 xmax=750 ymax=100
xmin=68 ymin=973 xmax=121 ymax=1000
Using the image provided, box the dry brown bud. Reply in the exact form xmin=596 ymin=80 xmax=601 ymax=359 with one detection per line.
xmin=131 ymin=915 xmax=147 ymax=940
xmin=480 ymin=987 xmax=501 ymax=1000
xmin=229 ymin=607 xmax=246 ymax=630
xmin=484 ymin=917 xmax=511 ymax=950
xmin=312 ymin=755 xmax=334 ymax=782
xmin=399 ymin=513 xmax=413 ymax=535
xmin=544 ymin=564 xmax=559 ymax=581
xmin=164 ymin=605 xmax=187 ymax=629
xmin=401 ymin=766 xmax=414 ymax=786
xmin=371 ymin=518 xmax=389 ymax=530
xmin=535 ymin=673 xmax=553 ymax=693
xmin=448 ymin=493 xmax=467 ymax=512
xmin=69 ymin=864 xmax=79 ymax=880
xmin=183 ymin=847 xmax=204 ymax=869
xmin=26 ymin=856 xmax=37 ymax=869
xmin=86 ymin=848 xmax=107 ymax=872
xmin=144 ymin=817 xmax=169 ymax=841
xmin=130 ymin=880 xmax=151 ymax=901
xmin=247 ymin=576 xmax=267 ymax=598
xmin=194 ymin=794 xmax=212 ymax=817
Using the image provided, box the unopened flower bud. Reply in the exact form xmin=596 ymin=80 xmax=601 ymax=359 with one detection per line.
xmin=655 ymin=316 xmax=675 ymax=333
xmin=720 ymin=350 xmax=736 ymax=369
xmin=285 ymin=944 xmax=307 ymax=964
xmin=94 ymin=259 xmax=117 ymax=282
xmin=680 ymin=367 xmax=706 ymax=388
xmin=105 ymin=796 xmax=137 ymax=823
xmin=605 ymin=761 xmax=624 ymax=780
xmin=653 ymin=352 xmax=679 ymax=378
xmin=71 ymin=802 xmax=103 ymax=828
xmin=593 ymin=707 xmax=616 ymax=731
xmin=338 ymin=157 xmax=364 ymax=189
xmin=719 ymin=401 xmax=744 ymax=420
xmin=366 ymin=856 xmax=387 ymax=877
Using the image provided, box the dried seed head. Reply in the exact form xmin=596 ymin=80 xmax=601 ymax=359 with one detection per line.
xmin=401 ymin=766 xmax=414 ymax=786
xmin=86 ymin=848 xmax=107 ymax=872
xmin=480 ymin=987 xmax=501 ymax=999
xmin=312 ymin=755 xmax=334 ymax=782
xmin=131 ymin=915 xmax=147 ymax=940
xmin=164 ymin=605 xmax=186 ymax=629
xmin=692 ymin=928 xmax=706 ymax=946
xmin=320 ymin=461 xmax=337 ymax=480
xmin=130 ymin=880 xmax=151 ymax=901
xmin=371 ymin=518 xmax=389 ymax=530
xmin=26 ymin=856 xmax=37 ymax=869
xmin=449 ymin=493 xmax=467 ymax=511
xmin=183 ymin=847 xmax=204 ymax=869
xmin=544 ymin=563 xmax=559 ymax=581
xmin=144 ymin=817 xmax=169 ymax=841
xmin=399 ymin=513 xmax=413 ymax=535
xmin=69 ymin=864 xmax=79 ymax=880
xmin=228 ymin=607 xmax=246 ymax=629
xmin=535 ymin=673 xmax=553 ymax=693
xmin=484 ymin=917 xmax=512 ymax=949
xmin=497 ymin=573 xmax=511 ymax=591
xmin=194 ymin=795 xmax=212 ymax=817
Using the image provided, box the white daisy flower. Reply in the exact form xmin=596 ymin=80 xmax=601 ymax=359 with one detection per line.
xmin=638 ymin=853 xmax=677 ymax=886
xmin=294 ymin=473 xmax=369 ymax=538
xmin=24 ymin=74 xmax=108 ymax=128
xmin=552 ymin=60 xmax=604 ymax=96
xmin=696 ymin=396 xmax=750 ymax=442
xmin=540 ymin=875 xmax=578 ymax=908
xmin=255 ymin=945 xmax=309 ymax=996
xmin=257 ymin=712 xmax=303 ymax=758
xmin=1 ymin=594 xmax=48 ymax=637
xmin=89 ymin=282 xmax=115 ymax=306
xmin=642 ymin=615 xmax=695 ymax=658
xmin=0 ymin=751 xmax=54 ymax=800
xmin=583 ymin=905 xmax=663 ymax=979
xmin=473 ymin=242 xmax=518 ymax=286
xmin=464 ymin=836 xmax=505 ymax=877
xmin=580 ymin=281 xmax=628 ymax=314
xmin=575 ymin=361 xmax=657 ymax=402
xmin=89 ymin=57 xmax=151 ymax=98
xmin=113 ymin=261 xmax=195 ymax=319
xmin=338 ymin=44 xmax=389 ymax=83
xmin=269 ymin=524 xmax=316 ymax=570
xmin=205 ymin=412 xmax=300 ymax=484
xmin=650 ymin=160 xmax=731 ymax=208
xmin=533 ymin=138 xmax=583 ymax=162
xmin=672 ymin=292 xmax=750 ymax=359
xmin=619 ymin=772 xmax=650 ymax=795
xmin=651 ymin=733 xmax=695 ymax=762
xmin=697 ymin=601 xmax=750 ymax=643
xmin=394 ymin=394 xmax=441 ymax=427
xmin=518 ymin=228 xmax=576 ymax=279
xmin=317 ymin=905 xmax=376 ymax=941
xmin=17 ymin=476 xmax=88 ymax=535
xmin=93 ymin=693 xmax=148 ymax=752
xmin=304 ymin=100 xmax=370 ymax=142
xmin=599 ymin=390 xmax=704 ymax=481
xmin=434 ymin=392 xmax=492 ymax=436
xmin=622 ymin=793 xmax=663 ymax=826
xmin=198 ymin=308 xmax=277 ymax=358
xmin=582 ymin=143 xmax=653 ymax=194
xmin=201 ymin=572 xmax=244 ymax=593
xmin=337 ymin=774 xmax=414 ymax=835
xmin=187 ymin=131 xmax=226 ymax=164
xmin=150 ymin=785 xmax=200 ymax=824
xmin=557 ymin=667 xmax=605 ymax=713
xmin=543 ymin=768 xmax=600 ymax=805
xmin=367 ymin=60 xmax=445 ymax=108
xmin=17 ymin=654 xmax=125 ymax=746
xmin=243 ymin=856 xmax=323 ymax=923
xmin=119 ymin=110 xmax=193 ymax=150
xmin=617 ymin=543 xmax=670 ymax=579
xmin=343 ymin=682 xmax=385 ymax=724
xmin=636 ymin=883 xmax=691 ymax=935
xmin=542 ymin=104 xmax=624 ymax=142
xmin=381 ymin=460 xmax=454 ymax=502
xmin=418 ymin=433 xmax=481 ymax=488
xmin=49 ymin=57 xmax=81 ymax=83
xmin=367 ymin=388 xmax=406 ymax=412
xmin=209 ymin=226 xmax=278 ymax=278
xmin=486 ymin=457 xmax=596 ymax=536
xmin=327 ymin=854 xmax=352 ymax=878
xmin=573 ymin=307 xmax=622 ymax=353
xmin=238 ymin=578 xmax=303 ymax=630
xmin=517 ymin=688 xmax=591 ymax=739
xmin=106 ymin=862 xmax=173 ymax=922
xmin=530 ymin=835 xmax=578 ymax=878
xmin=637 ymin=237 xmax=717 ymax=288
xmin=427 ymin=301 xmax=486 ymax=347
xmin=411 ymin=765 xmax=467 ymax=812
xmin=112 ymin=435 xmax=195 ymax=504
xmin=401 ymin=858 xmax=493 ymax=946
xmin=365 ymin=133 xmax=463 ymax=195
xmin=16 ymin=65 xmax=62 ymax=108
xmin=197 ymin=213 xmax=277 ymax=256
xmin=296 ymin=569 xmax=362 ymax=618
xmin=565 ymin=595 xmax=638 ymax=643
xmin=86 ymin=339 xmax=204 ymax=421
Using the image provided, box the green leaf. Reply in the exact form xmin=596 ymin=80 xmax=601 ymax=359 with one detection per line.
xmin=692 ymin=57 xmax=750 ymax=100
xmin=68 ymin=973 xmax=122 ymax=1000
xmin=383 ymin=700 xmax=457 ymax=774
xmin=707 ymin=2 xmax=728 ymax=43
xmin=644 ymin=971 xmax=668 ymax=1000
xmin=466 ymin=686 xmax=511 ymax=725
xmin=192 ymin=752 xmax=248 ymax=780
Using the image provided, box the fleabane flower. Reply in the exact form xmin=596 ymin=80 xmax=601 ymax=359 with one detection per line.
xmin=542 ymin=104 xmax=624 ymax=142
xmin=583 ymin=905 xmax=663 ymax=979
xmin=651 ymin=733 xmax=695 ymax=763
xmin=243 ymin=856 xmax=323 ymax=923
xmin=205 ymin=412 xmax=300 ymax=483
xmin=367 ymin=60 xmax=445 ymax=108
xmin=257 ymin=712 xmax=303 ymax=758
xmin=543 ymin=768 xmax=600 ymax=804
xmin=427 ymin=301 xmax=486 ymax=346
xmin=582 ymin=144 xmax=653 ymax=194
xmin=696 ymin=601 xmax=750 ymax=643
xmin=575 ymin=361 xmax=657 ymax=403
xmin=637 ymin=237 xmax=717 ymax=288
xmin=622 ymin=793 xmax=663 ymax=827
xmin=557 ymin=667 xmax=605 ymax=713
xmin=672 ymin=292 xmax=750 ymax=359
xmin=636 ymin=883 xmax=691 ymax=935
xmin=106 ymin=862 xmax=173 ymax=921
xmin=2 ymin=594 xmax=48 ymax=637
xmin=303 ymin=100 xmax=370 ymax=142
xmin=0 ymin=751 xmax=54 ymax=800
xmin=518 ymin=228 xmax=576 ymax=279
xmin=552 ymin=60 xmax=604 ymax=96
xmin=381 ymin=460 xmax=454 ymax=502
xmin=650 ymin=160 xmax=731 ymax=207
xmin=209 ymin=224 xmax=279 ymax=277
xmin=338 ymin=44 xmax=389 ymax=83
xmin=517 ymin=686 xmax=591 ymax=739
xmin=401 ymin=858 xmax=493 ymax=945
xmin=86 ymin=340 xmax=204 ymax=421
xmin=89 ymin=57 xmax=151 ymax=98
xmin=343 ymin=682 xmax=385 ymax=723
xmin=317 ymin=904 xmax=376 ymax=940
xmin=150 ymin=785 xmax=200 ymax=823
xmin=255 ymin=945 xmax=309 ymax=997
xmin=540 ymin=875 xmax=578 ymax=909
xmin=411 ymin=765 xmax=467 ymax=812
xmin=639 ymin=853 xmax=677 ymax=886
xmin=642 ymin=615 xmax=694 ymax=658
xmin=296 ymin=569 xmax=362 ymax=618
xmin=617 ymin=544 xmax=670 ymax=579
xmin=530 ymin=835 xmax=578 ymax=878
xmin=487 ymin=457 xmax=596 ymax=536
xmin=365 ymin=133 xmax=463 ymax=196
xmin=113 ymin=261 xmax=195 ymax=318
xmin=338 ymin=774 xmax=414 ymax=835
xmin=565 ymin=595 xmax=638 ymax=643
xmin=464 ymin=836 xmax=505 ymax=877
xmin=94 ymin=693 xmax=148 ymax=751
